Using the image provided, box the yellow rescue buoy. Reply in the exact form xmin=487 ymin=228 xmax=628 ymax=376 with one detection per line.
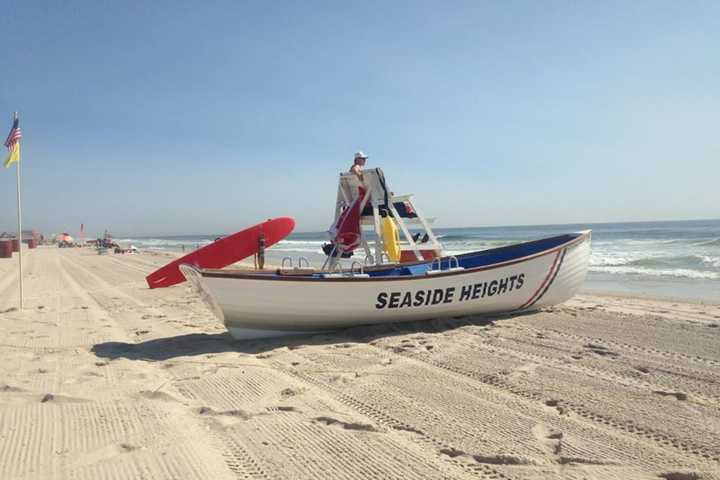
xmin=382 ymin=216 xmax=401 ymax=262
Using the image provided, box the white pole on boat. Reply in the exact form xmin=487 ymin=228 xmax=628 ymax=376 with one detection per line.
xmin=357 ymin=187 xmax=373 ymax=260
xmin=388 ymin=201 xmax=424 ymax=261
xmin=371 ymin=202 xmax=383 ymax=265
xmin=12 ymin=111 xmax=24 ymax=310
xmin=406 ymin=197 xmax=442 ymax=250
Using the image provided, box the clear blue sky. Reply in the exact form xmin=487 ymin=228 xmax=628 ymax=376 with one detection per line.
xmin=1 ymin=1 xmax=718 ymax=237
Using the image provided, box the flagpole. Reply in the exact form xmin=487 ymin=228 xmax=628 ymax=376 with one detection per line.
xmin=13 ymin=111 xmax=23 ymax=310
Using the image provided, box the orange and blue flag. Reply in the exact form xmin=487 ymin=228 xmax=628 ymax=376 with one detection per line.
xmin=4 ymin=117 xmax=22 ymax=168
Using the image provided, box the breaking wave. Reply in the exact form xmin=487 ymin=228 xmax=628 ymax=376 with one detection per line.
xmin=590 ymin=254 xmax=720 ymax=269
xmin=696 ymin=238 xmax=720 ymax=247
xmin=590 ymin=265 xmax=719 ymax=280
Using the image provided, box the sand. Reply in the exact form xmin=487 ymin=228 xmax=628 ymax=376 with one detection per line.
xmin=0 ymin=246 xmax=718 ymax=479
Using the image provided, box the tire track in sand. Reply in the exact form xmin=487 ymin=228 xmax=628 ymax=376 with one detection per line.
xmin=262 ymin=350 xmax=525 ymax=480
xmin=173 ymin=359 xmax=458 ymax=479
xmin=46 ymin=250 xmax=241 ymax=479
xmin=282 ymin=340 xmax=697 ymax=472
xmin=487 ymin=329 xmax=720 ymax=407
xmin=369 ymin=329 xmax=720 ymax=465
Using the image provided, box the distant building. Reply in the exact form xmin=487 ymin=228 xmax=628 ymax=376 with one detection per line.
xmin=0 ymin=230 xmax=42 ymax=243
xmin=22 ymin=230 xmax=41 ymax=242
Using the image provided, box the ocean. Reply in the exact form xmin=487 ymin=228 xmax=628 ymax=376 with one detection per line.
xmin=115 ymin=219 xmax=720 ymax=303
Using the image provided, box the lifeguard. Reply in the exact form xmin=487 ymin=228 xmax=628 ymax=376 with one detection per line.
xmin=349 ymin=151 xmax=368 ymax=182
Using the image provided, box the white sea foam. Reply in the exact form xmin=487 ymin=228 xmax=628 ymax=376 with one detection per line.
xmin=443 ymin=249 xmax=472 ymax=257
xmin=589 ymin=255 xmax=636 ymax=267
xmin=270 ymin=246 xmax=325 ymax=254
xmin=277 ymin=239 xmax=326 ymax=245
xmin=588 ymin=249 xmax=666 ymax=266
xmin=113 ymin=238 xmax=212 ymax=250
xmin=699 ymin=255 xmax=720 ymax=268
xmin=590 ymin=265 xmax=720 ymax=280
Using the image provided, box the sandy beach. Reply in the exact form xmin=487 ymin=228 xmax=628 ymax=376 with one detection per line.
xmin=0 ymin=246 xmax=718 ymax=479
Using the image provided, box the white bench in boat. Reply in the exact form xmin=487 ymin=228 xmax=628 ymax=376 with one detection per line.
xmin=321 ymin=273 xmax=370 ymax=278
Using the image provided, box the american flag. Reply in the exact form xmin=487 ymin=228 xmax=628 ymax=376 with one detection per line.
xmin=4 ymin=118 xmax=21 ymax=149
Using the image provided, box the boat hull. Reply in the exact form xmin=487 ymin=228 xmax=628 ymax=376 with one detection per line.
xmin=181 ymin=232 xmax=591 ymax=339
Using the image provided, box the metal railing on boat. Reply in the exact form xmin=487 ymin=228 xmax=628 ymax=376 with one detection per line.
xmin=426 ymin=255 xmax=464 ymax=275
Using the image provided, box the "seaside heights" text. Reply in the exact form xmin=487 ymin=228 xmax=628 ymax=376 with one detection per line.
xmin=375 ymin=273 xmax=525 ymax=310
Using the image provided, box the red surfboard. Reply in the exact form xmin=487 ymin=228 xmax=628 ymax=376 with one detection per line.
xmin=146 ymin=217 xmax=295 ymax=289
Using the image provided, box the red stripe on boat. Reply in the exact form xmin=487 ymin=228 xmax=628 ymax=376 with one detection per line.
xmin=520 ymin=250 xmax=562 ymax=309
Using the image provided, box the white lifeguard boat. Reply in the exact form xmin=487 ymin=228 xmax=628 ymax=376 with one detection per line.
xmin=180 ymin=168 xmax=592 ymax=339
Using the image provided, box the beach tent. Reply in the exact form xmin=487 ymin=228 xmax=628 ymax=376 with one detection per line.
xmin=56 ymin=233 xmax=73 ymax=243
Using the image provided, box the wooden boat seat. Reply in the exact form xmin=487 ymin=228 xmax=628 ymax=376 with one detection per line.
xmin=276 ymin=268 xmax=317 ymax=276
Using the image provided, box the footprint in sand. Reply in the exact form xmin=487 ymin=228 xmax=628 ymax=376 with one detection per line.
xmin=268 ymin=405 xmax=297 ymax=413
xmin=313 ymin=416 xmax=379 ymax=432
xmin=544 ymin=399 xmax=568 ymax=415
xmin=40 ymin=393 xmax=89 ymax=403
xmin=440 ymin=448 xmax=535 ymax=466
xmin=280 ymin=387 xmax=301 ymax=398
xmin=658 ymin=472 xmax=701 ymax=480
xmin=439 ymin=447 xmax=465 ymax=458
xmin=506 ymin=363 xmax=538 ymax=381
xmin=198 ymin=406 xmax=251 ymax=419
xmin=653 ymin=390 xmax=688 ymax=401
xmin=532 ymin=423 xmax=563 ymax=456
xmin=584 ymin=343 xmax=619 ymax=358
xmin=137 ymin=390 xmax=182 ymax=403
xmin=198 ymin=406 xmax=253 ymax=427
xmin=0 ymin=384 xmax=24 ymax=392
xmin=471 ymin=454 xmax=535 ymax=466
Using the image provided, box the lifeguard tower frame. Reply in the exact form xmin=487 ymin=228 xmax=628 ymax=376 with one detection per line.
xmin=325 ymin=168 xmax=443 ymax=269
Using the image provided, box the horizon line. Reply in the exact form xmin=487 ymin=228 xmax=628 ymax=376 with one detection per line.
xmin=99 ymin=217 xmax=720 ymax=238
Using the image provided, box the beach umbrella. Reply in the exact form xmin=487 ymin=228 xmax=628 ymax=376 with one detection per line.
xmin=56 ymin=233 xmax=73 ymax=243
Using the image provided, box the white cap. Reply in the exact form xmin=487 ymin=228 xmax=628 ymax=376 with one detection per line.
xmin=354 ymin=151 xmax=368 ymax=160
